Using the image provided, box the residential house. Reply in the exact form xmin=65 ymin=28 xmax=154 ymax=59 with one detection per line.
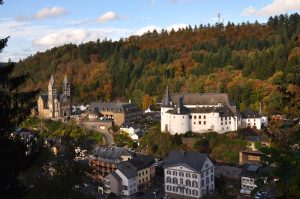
xmin=120 ymin=123 xmax=145 ymax=140
xmin=164 ymin=151 xmax=215 ymax=199
xmin=240 ymin=164 xmax=260 ymax=195
xmin=127 ymin=155 xmax=155 ymax=191
xmin=89 ymin=146 xmax=133 ymax=180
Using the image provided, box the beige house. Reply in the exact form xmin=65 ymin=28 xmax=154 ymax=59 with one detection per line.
xmin=89 ymin=102 xmax=142 ymax=126
xmin=37 ymin=75 xmax=71 ymax=120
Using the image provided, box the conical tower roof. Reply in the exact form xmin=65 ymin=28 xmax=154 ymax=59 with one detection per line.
xmin=161 ymin=86 xmax=171 ymax=107
xmin=48 ymin=75 xmax=56 ymax=86
xmin=63 ymin=74 xmax=69 ymax=85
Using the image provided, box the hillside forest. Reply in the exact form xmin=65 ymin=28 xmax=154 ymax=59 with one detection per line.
xmin=14 ymin=13 xmax=300 ymax=117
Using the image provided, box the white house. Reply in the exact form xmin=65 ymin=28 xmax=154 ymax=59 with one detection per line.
xmin=161 ymin=87 xmax=241 ymax=134
xmin=240 ymin=164 xmax=260 ymax=195
xmin=120 ymin=123 xmax=143 ymax=140
xmin=241 ymin=108 xmax=268 ymax=130
xmin=164 ymin=151 xmax=215 ymax=199
xmin=115 ymin=161 xmax=138 ymax=196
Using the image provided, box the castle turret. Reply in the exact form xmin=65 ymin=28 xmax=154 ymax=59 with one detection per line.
xmin=63 ymin=74 xmax=70 ymax=97
xmin=48 ymin=75 xmax=56 ymax=118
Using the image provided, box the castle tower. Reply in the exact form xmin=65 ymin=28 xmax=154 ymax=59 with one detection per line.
xmin=48 ymin=75 xmax=57 ymax=118
xmin=63 ymin=74 xmax=71 ymax=97
xmin=161 ymin=86 xmax=173 ymax=132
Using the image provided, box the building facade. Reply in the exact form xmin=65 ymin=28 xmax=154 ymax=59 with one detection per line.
xmin=37 ymin=75 xmax=71 ymax=120
xmin=161 ymin=87 xmax=268 ymax=134
xmin=89 ymin=102 xmax=142 ymax=126
xmin=240 ymin=164 xmax=260 ymax=195
xmin=164 ymin=151 xmax=215 ymax=199
xmin=89 ymin=146 xmax=133 ymax=180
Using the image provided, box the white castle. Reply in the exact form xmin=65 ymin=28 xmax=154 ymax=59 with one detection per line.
xmin=160 ymin=87 xmax=268 ymax=134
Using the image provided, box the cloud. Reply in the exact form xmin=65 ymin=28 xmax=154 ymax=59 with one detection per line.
xmin=32 ymin=28 xmax=133 ymax=48
xmin=17 ymin=6 xmax=67 ymax=21
xmin=166 ymin=23 xmax=188 ymax=31
xmin=97 ymin=11 xmax=120 ymax=23
xmin=242 ymin=0 xmax=300 ymax=16
xmin=35 ymin=6 xmax=67 ymax=19
xmin=241 ymin=6 xmax=257 ymax=16
xmin=134 ymin=25 xmax=161 ymax=35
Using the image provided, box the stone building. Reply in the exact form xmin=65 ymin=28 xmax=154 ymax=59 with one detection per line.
xmin=37 ymin=75 xmax=71 ymax=120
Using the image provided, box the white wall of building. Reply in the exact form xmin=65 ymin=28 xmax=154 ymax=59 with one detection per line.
xmin=241 ymin=118 xmax=262 ymax=130
xmin=115 ymin=169 xmax=137 ymax=196
xmin=164 ymin=160 xmax=215 ymax=198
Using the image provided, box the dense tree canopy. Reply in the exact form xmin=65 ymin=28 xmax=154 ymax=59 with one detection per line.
xmin=14 ymin=13 xmax=300 ymax=116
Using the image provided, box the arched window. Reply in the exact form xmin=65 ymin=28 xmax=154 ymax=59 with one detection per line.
xmin=173 ymin=178 xmax=178 ymax=184
xmin=192 ymin=181 xmax=198 ymax=188
xmin=186 ymin=179 xmax=191 ymax=186
xmin=206 ymin=177 xmax=209 ymax=184
xmin=186 ymin=173 xmax=191 ymax=178
xmin=173 ymin=186 xmax=177 ymax=192
xmin=167 ymin=170 xmax=171 ymax=175
xmin=186 ymin=188 xmax=191 ymax=195
xmin=166 ymin=177 xmax=171 ymax=183
xmin=192 ymin=174 xmax=197 ymax=179
xmin=192 ymin=190 xmax=198 ymax=196
xmin=167 ymin=185 xmax=171 ymax=191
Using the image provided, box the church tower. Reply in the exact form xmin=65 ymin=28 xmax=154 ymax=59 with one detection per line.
xmin=48 ymin=75 xmax=57 ymax=118
xmin=63 ymin=74 xmax=70 ymax=97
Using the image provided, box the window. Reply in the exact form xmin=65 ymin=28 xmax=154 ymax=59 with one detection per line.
xmin=173 ymin=178 xmax=178 ymax=184
xmin=167 ymin=185 xmax=171 ymax=191
xmin=221 ymin=122 xmax=223 ymax=125
xmin=173 ymin=186 xmax=177 ymax=192
xmin=206 ymin=171 xmax=208 ymax=176
xmin=206 ymin=177 xmax=209 ymax=184
xmin=166 ymin=177 xmax=171 ymax=183
xmin=199 ymin=115 xmax=201 ymax=119
xmin=204 ymin=121 xmax=206 ymax=125
xmin=194 ymin=116 xmax=196 ymax=119
xmin=192 ymin=190 xmax=198 ymax=196
xmin=229 ymin=121 xmax=231 ymax=124
xmin=221 ymin=117 xmax=223 ymax=121
xmin=186 ymin=180 xmax=191 ymax=186
xmin=189 ymin=115 xmax=192 ymax=119
xmin=186 ymin=188 xmax=191 ymax=195
xmin=167 ymin=170 xmax=171 ymax=175
xmin=199 ymin=121 xmax=201 ymax=125
xmin=179 ymin=172 xmax=184 ymax=177
xmin=194 ymin=122 xmax=196 ymax=125
xmin=186 ymin=173 xmax=191 ymax=178
xmin=146 ymin=170 xmax=148 ymax=174
xmin=173 ymin=171 xmax=177 ymax=176
xmin=180 ymin=178 xmax=183 ymax=184
xmin=201 ymin=173 xmax=204 ymax=178
xmin=204 ymin=115 xmax=206 ymax=119
xmin=201 ymin=180 xmax=204 ymax=186
xmin=183 ymin=116 xmax=184 ymax=118
xmin=192 ymin=174 xmax=197 ymax=179
xmin=192 ymin=181 xmax=198 ymax=188
xmin=211 ymin=168 xmax=214 ymax=173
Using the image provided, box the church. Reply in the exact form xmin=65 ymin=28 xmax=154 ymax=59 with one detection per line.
xmin=37 ymin=74 xmax=71 ymax=120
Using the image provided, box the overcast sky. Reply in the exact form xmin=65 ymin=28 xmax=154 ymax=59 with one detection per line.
xmin=1 ymin=0 xmax=300 ymax=62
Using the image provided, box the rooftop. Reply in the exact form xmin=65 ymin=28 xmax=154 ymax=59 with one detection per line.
xmin=164 ymin=150 xmax=211 ymax=172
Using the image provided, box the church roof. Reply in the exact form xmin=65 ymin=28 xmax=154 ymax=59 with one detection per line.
xmin=161 ymin=93 xmax=230 ymax=107
xmin=49 ymin=75 xmax=55 ymax=86
xmin=164 ymin=151 xmax=210 ymax=173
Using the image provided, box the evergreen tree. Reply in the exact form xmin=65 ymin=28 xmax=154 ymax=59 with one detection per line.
xmin=0 ymin=1 xmax=38 ymax=197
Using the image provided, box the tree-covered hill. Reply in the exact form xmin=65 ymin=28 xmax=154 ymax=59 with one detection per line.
xmin=14 ymin=13 xmax=300 ymax=117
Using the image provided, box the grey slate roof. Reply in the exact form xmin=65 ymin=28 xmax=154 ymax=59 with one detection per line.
xmin=161 ymin=93 xmax=230 ymax=107
xmin=167 ymin=105 xmax=238 ymax=116
xmin=164 ymin=151 xmax=210 ymax=172
xmin=242 ymin=108 xmax=261 ymax=118
xmin=89 ymin=102 xmax=141 ymax=113
xmin=91 ymin=146 xmax=133 ymax=162
xmin=127 ymin=154 xmax=155 ymax=171
xmin=241 ymin=164 xmax=260 ymax=178
xmin=117 ymin=161 xmax=137 ymax=179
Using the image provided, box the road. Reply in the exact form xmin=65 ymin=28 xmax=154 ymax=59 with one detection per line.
xmin=101 ymin=128 xmax=114 ymax=145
